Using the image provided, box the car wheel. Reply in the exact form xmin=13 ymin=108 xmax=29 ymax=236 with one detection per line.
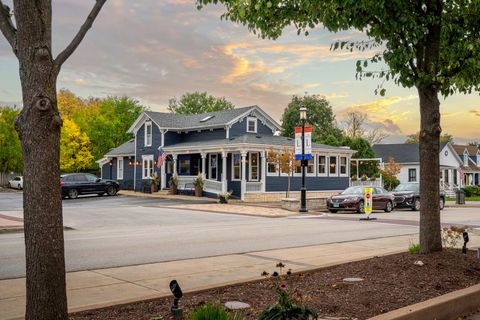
xmin=17 ymin=184 xmax=22 ymax=190
xmin=68 ymin=189 xmax=79 ymax=199
xmin=357 ymin=200 xmax=365 ymax=213
xmin=328 ymin=209 xmax=338 ymax=213
xmin=384 ymin=201 xmax=393 ymax=213
xmin=106 ymin=185 xmax=117 ymax=196
xmin=412 ymin=198 xmax=420 ymax=211
xmin=439 ymin=198 xmax=445 ymax=211
xmin=98 ymin=192 xmax=104 ymax=197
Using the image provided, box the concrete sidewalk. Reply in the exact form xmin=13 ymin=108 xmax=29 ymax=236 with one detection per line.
xmin=2 ymin=234 xmax=479 ymax=320
xmin=0 ymin=214 xmax=23 ymax=232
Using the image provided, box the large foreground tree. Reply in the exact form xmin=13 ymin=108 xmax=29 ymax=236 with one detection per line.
xmin=0 ymin=1 xmax=106 ymax=318
xmin=197 ymin=0 xmax=480 ymax=253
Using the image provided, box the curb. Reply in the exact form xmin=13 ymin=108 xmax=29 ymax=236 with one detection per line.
xmin=368 ymin=283 xmax=480 ymax=320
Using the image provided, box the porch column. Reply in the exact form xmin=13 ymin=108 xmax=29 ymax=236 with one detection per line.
xmin=241 ymin=151 xmax=247 ymax=201
xmin=201 ymin=152 xmax=207 ymax=180
xmin=222 ymin=151 xmax=228 ymax=193
xmin=160 ymin=158 xmax=166 ymax=189
xmin=172 ymin=154 xmax=178 ymax=175
xmin=261 ymin=151 xmax=266 ymax=192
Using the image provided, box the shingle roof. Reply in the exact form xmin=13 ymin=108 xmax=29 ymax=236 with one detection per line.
xmin=163 ymin=133 xmax=353 ymax=153
xmin=145 ymin=106 xmax=259 ymax=129
xmin=373 ymin=142 xmax=449 ymax=163
xmin=105 ymin=139 xmax=135 ymax=156
xmin=453 ymin=144 xmax=479 ymax=156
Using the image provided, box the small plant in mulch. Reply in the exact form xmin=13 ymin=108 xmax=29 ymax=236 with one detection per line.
xmin=259 ymin=263 xmax=317 ymax=320
xmin=441 ymin=226 xmax=467 ymax=248
xmin=408 ymin=243 xmax=420 ymax=254
xmin=191 ymin=303 xmax=242 ymax=320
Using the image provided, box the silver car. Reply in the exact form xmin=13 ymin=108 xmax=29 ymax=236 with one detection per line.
xmin=8 ymin=176 xmax=23 ymax=190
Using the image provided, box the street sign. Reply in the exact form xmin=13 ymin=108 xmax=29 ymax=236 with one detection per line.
xmin=364 ymin=187 xmax=373 ymax=217
xmin=294 ymin=126 xmax=312 ymax=160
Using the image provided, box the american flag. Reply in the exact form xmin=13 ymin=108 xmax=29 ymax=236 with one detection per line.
xmin=458 ymin=166 xmax=464 ymax=184
xmin=157 ymin=148 xmax=167 ymax=168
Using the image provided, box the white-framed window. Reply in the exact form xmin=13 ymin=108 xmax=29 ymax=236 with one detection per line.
xmin=249 ymin=152 xmax=259 ymax=181
xmin=117 ymin=158 xmax=124 ymax=180
xmin=142 ymin=155 xmax=154 ymax=179
xmin=408 ymin=168 xmax=417 ymax=182
xmin=267 ymin=160 xmax=279 ymax=176
xmin=144 ymin=121 xmax=152 ymax=147
xmin=294 ymin=158 xmax=314 ymax=176
xmin=318 ymin=155 xmax=327 ymax=176
xmin=232 ymin=153 xmax=241 ymax=180
xmin=329 ymin=156 xmax=337 ymax=175
xmin=246 ymin=117 xmax=257 ymax=133
xmin=209 ymin=154 xmax=218 ymax=180
xmin=179 ymin=159 xmax=190 ymax=175
xmin=339 ymin=156 xmax=348 ymax=176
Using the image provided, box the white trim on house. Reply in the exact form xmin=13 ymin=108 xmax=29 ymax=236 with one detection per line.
xmin=209 ymin=153 xmax=218 ymax=180
xmin=142 ymin=155 xmax=154 ymax=179
xmin=144 ymin=121 xmax=152 ymax=147
xmin=248 ymin=151 xmax=260 ymax=181
xmin=117 ymin=158 xmax=124 ymax=180
xmin=231 ymin=152 xmax=241 ymax=181
xmin=317 ymin=155 xmax=327 ymax=177
xmin=339 ymin=156 xmax=348 ymax=177
xmin=246 ymin=117 xmax=258 ymax=133
xmin=228 ymin=106 xmax=281 ymax=133
xmin=328 ymin=155 xmax=338 ymax=176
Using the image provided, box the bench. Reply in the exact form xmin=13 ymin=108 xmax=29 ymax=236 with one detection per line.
xmin=180 ymin=183 xmax=195 ymax=195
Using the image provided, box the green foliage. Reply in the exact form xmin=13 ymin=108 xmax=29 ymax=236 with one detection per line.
xmin=259 ymin=291 xmax=316 ymax=320
xmin=0 ymin=107 xmax=22 ymax=172
xmin=405 ymin=132 xmax=453 ymax=144
xmin=382 ymin=174 xmax=400 ymax=191
xmin=168 ymin=91 xmax=234 ymax=115
xmin=280 ymin=95 xmax=342 ymax=142
xmin=60 ymin=118 xmax=94 ymax=173
xmin=191 ymin=303 xmax=242 ymax=320
xmin=408 ymin=243 xmax=420 ymax=254
xmin=462 ymin=186 xmax=480 ymax=198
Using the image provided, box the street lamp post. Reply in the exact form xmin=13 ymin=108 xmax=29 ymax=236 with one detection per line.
xmin=299 ymin=107 xmax=308 ymax=213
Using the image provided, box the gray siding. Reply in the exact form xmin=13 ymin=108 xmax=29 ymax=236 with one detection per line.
xmin=164 ymin=131 xmax=182 ymax=146
xmin=181 ymin=129 xmax=226 ymax=142
xmin=230 ymin=116 xmax=273 ymax=138
xmin=135 ymin=122 xmax=162 ymax=191
xmin=266 ymin=176 xmax=348 ymax=192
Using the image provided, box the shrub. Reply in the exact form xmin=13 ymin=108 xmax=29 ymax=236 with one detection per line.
xmin=408 ymin=243 xmax=420 ymax=254
xmin=382 ymin=173 xmax=400 ymax=191
xmin=193 ymin=173 xmax=204 ymax=188
xmin=462 ymin=186 xmax=480 ymax=197
xmin=191 ymin=303 xmax=241 ymax=320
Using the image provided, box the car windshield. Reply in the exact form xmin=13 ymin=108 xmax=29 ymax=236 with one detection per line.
xmin=340 ymin=187 xmax=364 ymax=195
xmin=395 ymin=183 xmax=419 ymax=192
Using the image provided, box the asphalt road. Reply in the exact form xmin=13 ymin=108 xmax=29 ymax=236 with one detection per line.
xmin=0 ymin=192 xmax=477 ymax=280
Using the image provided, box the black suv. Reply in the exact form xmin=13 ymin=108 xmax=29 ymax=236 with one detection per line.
xmin=393 ymin=182 xmax=445 ymax=211
xmin=61 ymin=173 xmax=120 ymax=199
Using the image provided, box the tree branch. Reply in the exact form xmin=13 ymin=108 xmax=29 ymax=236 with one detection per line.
xmin=54 ymin=0 xmax=107 ymax=67
xmin=0 ymin=1 xmax=17 ymax=55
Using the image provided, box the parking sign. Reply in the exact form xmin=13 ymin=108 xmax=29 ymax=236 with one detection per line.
xmin=364 ymin=187 xmax=373 ymax=216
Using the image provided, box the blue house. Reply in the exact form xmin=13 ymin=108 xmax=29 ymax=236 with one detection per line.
xmin=97 ymin=106 xmax=354 ymax=201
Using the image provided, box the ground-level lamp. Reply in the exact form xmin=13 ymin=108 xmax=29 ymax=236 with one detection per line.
xmin=169 ymin=279 xmax=183 ymax=319
xmin=299 ymin=107 xmax=308 ymax=213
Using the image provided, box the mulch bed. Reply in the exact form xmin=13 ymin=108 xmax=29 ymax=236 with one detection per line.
xmin=72 ymin=250 xmax=480 ymax=320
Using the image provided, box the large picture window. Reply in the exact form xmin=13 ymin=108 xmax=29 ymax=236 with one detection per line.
xmin=329 ymin=156 xmax=337 ymax=175
xmin=249 ymin=152 xmax=259 ymax=181
xmin=117 ymin=158 xmax=124 ymax=180
xmin=408 ymin=168 xmax=417 ymax=182
xmin=318 ymin=155 xmax=326 ymax=175
xmin=144 ymin=122 xmax=152 ymax=146
xmin=179 ymin=159 xmax=190 ymax=175
xmin=232 ymin=153 xmax=241 ymax=180
xmin=142 ymin=155 xmax=153 ymax=179
xmin=340 ymin=156 xmax=347 ymax=175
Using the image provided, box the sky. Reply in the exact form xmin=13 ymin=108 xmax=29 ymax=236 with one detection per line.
xmin=0 ymin=0 xmax=479 ymax=143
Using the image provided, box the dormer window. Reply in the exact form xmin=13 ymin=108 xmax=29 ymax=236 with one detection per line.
xmin=144 ymin=121 xmax=152 ymax=147
xmin=246 ymin=117 xmax=257 ymax=133
xmin=463 ymin=150 xmax=469 ymax=166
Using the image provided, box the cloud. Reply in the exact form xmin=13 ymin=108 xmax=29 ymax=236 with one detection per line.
xmin=74 ymin=78 xmax=86 ymax=86
xmin=469 ymin=110 xmax=480 ymax=117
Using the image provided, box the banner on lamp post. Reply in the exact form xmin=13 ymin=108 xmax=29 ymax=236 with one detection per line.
xmin=295 ymin=126 xmax=312 ymax=160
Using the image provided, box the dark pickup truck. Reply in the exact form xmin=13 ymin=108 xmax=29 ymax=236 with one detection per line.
xmin=392 ymin=182 xmax=445 ymax=211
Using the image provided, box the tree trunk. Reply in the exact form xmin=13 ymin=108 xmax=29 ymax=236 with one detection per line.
xmin=418 ymin=85 xmax=442 ymax=253
xmin=13 ymin=1 xmax=68 ymax=319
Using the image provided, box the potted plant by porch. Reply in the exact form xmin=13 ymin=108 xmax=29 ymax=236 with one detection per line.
xmin=150 ymin=172 xmax=160 ymax=193
xmin=218 ymin=191 xmax=232 ymax=204
xmin=169 ymin=173 xmax=178 ymax=195
xmin=193 ymin=174 xmax=204 ymax=197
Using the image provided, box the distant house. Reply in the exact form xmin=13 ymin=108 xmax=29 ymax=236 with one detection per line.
xmin=452 ymin=145 xmax=480 ymax=186
xmin=373 ymin=142 xmax=464 ymax=194
xmin=97 ymin=106 xmax=355 ymax=201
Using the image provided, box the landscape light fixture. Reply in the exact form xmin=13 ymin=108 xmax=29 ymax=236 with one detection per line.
xmin=169 ymin=279 xmax=183 ymax=320
xmin=299 ymin=106 xmax=308 ymax=213
xmin=462 ymin=231 xmax=469 ymax=255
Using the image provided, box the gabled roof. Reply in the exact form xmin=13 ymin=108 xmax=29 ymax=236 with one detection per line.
xmin=105 ymin=139 xmax=135 ymax=156
xmin=453 ymin=144 xmax=480 ymax=156
xmin=162 ymin=133 xmax=354 ymax=154
xmin=373 ymin=142 xmax=449 ymax=163
xmin=128 ymin=105 xmax=281 ymax=133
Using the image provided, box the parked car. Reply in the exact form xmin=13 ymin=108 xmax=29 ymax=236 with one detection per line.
xmin=8 ymin=176 xmax=23 ymax=190
xmin=60 ymin=173 xmax=119 ymax=199
xmin=393 ymin=182 xmax=445 ymax=211
xmin=327 ymin=186 xmax=395 ymax=213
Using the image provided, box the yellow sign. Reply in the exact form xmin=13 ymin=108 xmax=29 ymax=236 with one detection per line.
xmin=364 ymin=187 xmax=373 ymax=216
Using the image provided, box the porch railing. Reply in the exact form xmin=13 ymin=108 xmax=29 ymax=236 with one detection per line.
xmin=246 ymin=181 xmax=262 ymax=192
xmin=204 ymin=179 xmax=222 ymax=193
xmin=177 ymin=175 xmax=196 ymax=187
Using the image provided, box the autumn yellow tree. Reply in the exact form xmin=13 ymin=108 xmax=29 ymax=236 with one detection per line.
xmin=381 ymin=157 xmax=401 ymax=191
xmin=60 ymin=118 xmax=93 ymax=173
xmin=267 ymin=147 xmax=300 ymax=197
